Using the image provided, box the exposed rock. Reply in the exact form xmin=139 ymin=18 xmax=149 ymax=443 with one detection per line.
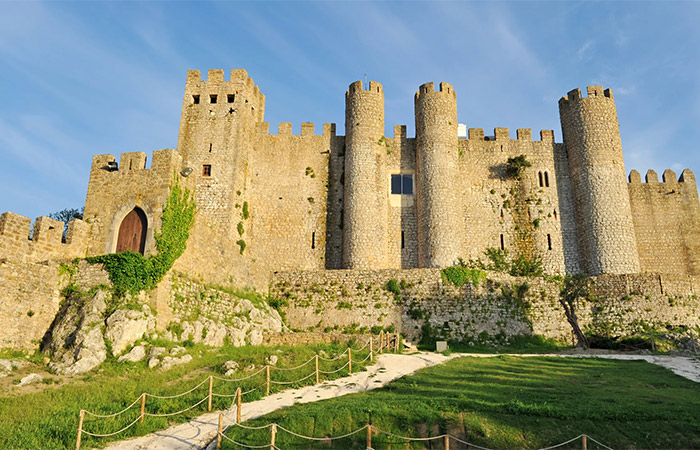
xmin=105 ymin=306 xmax=156 ymax=355
xmin=170 ymin=346 xmax=186 ymax=356
xmin=148 ymin=357 xmax=160 ymax=369
xmin=44 ymin=289 xmax=109 ymax=375
xmin=160 ymin=354 xmax=192 ymax=370
xmin=149 ymin=347 xmax=166 ymax=359
xmin=0 ymin=359 xmax=26 ymax=376
xmin=118 ymin=345 xmax=146 ymax=363
xmin=222 ymin=360 xmax=239 ymax=372
xmin=17 ymin=373 xmax=43 ymax=386
xmin=224 ymin=369 xmax=237 ymax=377
xmin=248 ymin=329 xmax=263 ymax=346
xmin=227 ymin=328 xmax=247 ymax=347
xmin=266 ymin=355 xmax=278 ymax=366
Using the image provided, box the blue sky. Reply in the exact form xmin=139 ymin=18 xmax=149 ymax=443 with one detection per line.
xmin=2 ymin=1 xmax=700 ymax=220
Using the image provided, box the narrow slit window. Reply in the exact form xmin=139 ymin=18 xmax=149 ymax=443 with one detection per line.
xmin=500 ymin=234 xmax=505 ymax=250
xmin=553 ymin=209 xmax=558 ymax=220
xmin=544 ymin=171 xmax=550 ymax=187
xmin=202 ymin=165 xmax=211 ymax=176
xmin=210 ymin=94 xmax=217 ymax=104
xmin=538 ymin=172 xmax=543 ymax=187
xmin=401 ymin=231 xmax=405 ymax=249
xmin=227 ymin=94 xmax=235 ymax=103
xmin=192 ymin=94 xmax=200 ymax=104
xmin=547 ymin=234 xmax=552 ymax=250
xmin=311 ymin=232 xmax=315 ymax=249
xmin=209 ymin=143 xmax=212 ymax=153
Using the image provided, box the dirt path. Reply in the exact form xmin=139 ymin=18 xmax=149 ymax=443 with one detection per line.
xmin=101 ymin=351 xmax=700 ymax=450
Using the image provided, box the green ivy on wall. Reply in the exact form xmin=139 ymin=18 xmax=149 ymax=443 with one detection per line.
xmin=87 ymin=181 xmax=196 ymax=296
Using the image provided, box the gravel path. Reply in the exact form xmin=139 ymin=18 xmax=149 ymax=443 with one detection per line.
xmin=101 ymin=350 xmax=700 ymax=450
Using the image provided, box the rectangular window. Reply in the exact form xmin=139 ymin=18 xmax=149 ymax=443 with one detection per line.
xmin=192 ymin=94 xmax=200 ymax=104
xmin=202 ymin=165 xmax=211 ymax=176
xmin=210 ymin=94 xmax=217 ymax=104
xmin=227 ymin=94 xmax=235 ymax=103
xmin=391 ymin=174 xmax=413 ymax=195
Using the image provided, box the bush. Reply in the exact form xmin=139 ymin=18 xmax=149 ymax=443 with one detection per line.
xmin=441 ymin=267 xmax=487 ymax=287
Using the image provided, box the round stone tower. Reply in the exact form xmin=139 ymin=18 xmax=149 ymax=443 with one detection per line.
xmin=342 ymin=80 xmax=388 ymax=269
xmin=415 ymin=82 xmax=462 ymax=268
xmin=559 ymin=86 xmax=640 ymax=275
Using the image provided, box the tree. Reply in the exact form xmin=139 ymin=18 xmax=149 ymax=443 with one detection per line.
xmin=559 ymin=274 xmax=591 ymax=348
xmin=47 ymin=207 xmax=84 ymax=242
xmin=505 ymin=154 xmax=532 ymax=179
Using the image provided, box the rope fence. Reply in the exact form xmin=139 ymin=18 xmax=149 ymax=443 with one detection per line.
xmin=215 ymin=419 xmax=613 ymax=450
xmin=75 ymin=334 xmax=399 ymax=449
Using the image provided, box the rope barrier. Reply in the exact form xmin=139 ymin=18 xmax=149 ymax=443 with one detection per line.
xmin=145 ymin=377 xmax=209 ymax=399
xmin=276 ymin=423 xmax=368 ymax=441
xmin=231 ymin=422 xmax=274 ymax=430
xmin=220 ymin=432 xmax=275 ymax=449
xmin=536 ymin=434 xmax=584 ymax=450
xmin=81 ymin=415 xmax=142 ymax=438
xmin=585 ymin=434 xmax=615 ymax=450
xmin=317 ymin=360 xmax=350 ymax=374
xmin=144 ymin=395 xmax=209 ymax=418
xmin=269 ymin=372 xmax=316 ymax=385
xmin=82 ymin=396 xmax=141 ymax=418
xmin=212 ymin=366 xmax=268 ymax=382
xmin=269 ymin=356 xmax=315 ymax=371
xmin=76 ymin=341 xmax=373 ymax=448
xmin=449 ymin=435 xmax=505 ymax=450
xmin=373 ymin=426 xmax=445 ymax=441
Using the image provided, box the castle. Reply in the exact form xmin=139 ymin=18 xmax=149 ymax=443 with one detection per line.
xmin=2 ymin=69 xmax=700 ymax=350
xmin=3 ymin=69 xmax=700 ymax=285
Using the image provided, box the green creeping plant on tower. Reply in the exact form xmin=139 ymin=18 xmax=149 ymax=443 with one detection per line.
xmin=87 ymin=181 xmax=196 ymax=297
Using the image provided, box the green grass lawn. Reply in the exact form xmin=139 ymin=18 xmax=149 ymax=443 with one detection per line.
xmin=0 ymin=341 xmax=371 ymax=449
xmin=223 ymin=355 xmax=700 ymax=449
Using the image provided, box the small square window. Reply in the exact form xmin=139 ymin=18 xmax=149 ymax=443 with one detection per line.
xmin=192 ymin=95 xmax=200 ymax=104
xmin=210 ymin=94 xmax=217 ymax=104
xmin=227 ymin=94 xmax=235 ymax=103
xmin=202 ymin=165 xmax=211 ymax=176
xmin=391 ymin=174 xmax=413 ymax=195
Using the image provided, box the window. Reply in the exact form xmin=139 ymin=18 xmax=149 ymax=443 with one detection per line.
xmin=547 ymin=234 xmax=552 ymax=250
xmin=401 ymin=231 xmax=405 ymax=249
xmin=391 ymin=174 xmax=413 ymax=195
xmin=202 ymin=165 xmax=211 ymax=176
xmin=538 ymin=172 xmax=544 ymax=187
xmin=544 ymin=171 xmax=550 ymax=187
xmin=311 ymin=232 xmax=315 ymax=249
xmin=500 ymin=234 xmax=505 ymax=250
xmin=192 ymin=95 xmax=200 ymax=104
xmin=210 ymin=94 xmax=217 ymax=104
xmin=227 ymin=94 xmax=235 ymax=103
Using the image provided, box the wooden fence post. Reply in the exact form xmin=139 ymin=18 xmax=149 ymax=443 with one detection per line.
xmin=379 ymin=330 xmax=384 ymax=353
xmin=395 ymin=333 xmax=399 ymax=353
xmin=444 ymin=434 xmax=450 ymax=450
xmin=366 ymin=424 xmax=372 ymax=449
xmin=582 ymin=434 xmax=587 ymax=450
xmin=75 ymin=409 xmax=85 ymax=450
xmin=270 ymin=423 xmax=277 ymax=450
xmin=348 ymin=347 xmax=352 ymax=374
xmin=315 ymin=354 xmax=319 ymax=384
xmin=140 ymin=393 xmax=146 ymax=424
xmin=236 ymin=387 xmax=242 ymax=424
xmin=208 ymin=376 xmax=214 ymax=412
xmin=266 ymin=366 xmax=271 ymax=396
xmin=216 ymin=413 xmax=223 ymax=450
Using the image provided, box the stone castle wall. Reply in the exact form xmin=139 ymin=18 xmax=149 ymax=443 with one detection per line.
xmin=271 ymin=269 xmax=700 ymax=343
xmin=628 ymin=168 xmax=700 ymax=276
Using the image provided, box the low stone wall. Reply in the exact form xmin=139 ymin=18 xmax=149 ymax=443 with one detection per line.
xmin=271 ymin=269 xmax=700 ymax=344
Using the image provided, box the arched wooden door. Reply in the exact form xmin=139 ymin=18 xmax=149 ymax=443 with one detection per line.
xmin=116 ymin=208 xmax=147 ymax=254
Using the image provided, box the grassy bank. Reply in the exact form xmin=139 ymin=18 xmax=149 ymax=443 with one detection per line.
xmin=223 ymin=355 xmax=700 ymax=449
xmin=0 ymin=341 xmax=371 ymax=449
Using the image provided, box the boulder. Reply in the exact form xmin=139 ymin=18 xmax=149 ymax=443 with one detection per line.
xmin=148 ymin=357 xmax=160 ymax=369
xmin=105 ymin=307 xmax=156 ymax=355
xmin=160 ymin=354 xmax=192 ymax=371
xmin=17 ymin=373 xmax=43 ymax=387
xmin=222 ymin=360 xmax=239 ymax=372
xmin=118 ymin=345 xmax=146 ymax=363
xmin=170 ymin=346 xmax=186 ymax=356
xmin=266 ymin=355 xmax=278 ymax=366
xmin=149 ymin=347 xmax=166 ymax=359
xmin=248 ymin=329 xmax=263 ymax=346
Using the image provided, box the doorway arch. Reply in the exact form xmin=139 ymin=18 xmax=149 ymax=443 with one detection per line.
xmin=116 ymin=207 xmax=147 ymax=254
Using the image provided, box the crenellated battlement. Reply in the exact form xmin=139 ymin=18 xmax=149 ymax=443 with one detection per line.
xmin=90 ymin=149 xmax=181 ymax=175
xmin=628 ymin=168 xmax=696 ymax=185
xmin=259 ymin=122 xmax=338 ymax=138
xmin=0 ymin=212 xmax=89 ymax=263
xmin=559 ymin=85 xmax=614 ymax=106
xmin=415 ymin=81 xmax=456 ymax=100
xmin=186 ymin=68 xmax=256 ymax=88
xmin=465 ymin=128 xmax=555 ymax=142
xmin=346 ymin=80 xmax=383 ymax=95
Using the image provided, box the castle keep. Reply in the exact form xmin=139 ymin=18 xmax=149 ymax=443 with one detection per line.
xmin=2 ymin=69 xmax=700 ymax=350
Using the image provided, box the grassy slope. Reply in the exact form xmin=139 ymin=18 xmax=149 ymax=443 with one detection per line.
xmin=0 ymin=342 xmax=371 ymax=449
xmin=223 ymin=355 xmax=700 ymax=449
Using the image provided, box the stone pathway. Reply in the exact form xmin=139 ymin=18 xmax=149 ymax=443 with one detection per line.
xmin=102 ymin=351 xmax=700 ymax=450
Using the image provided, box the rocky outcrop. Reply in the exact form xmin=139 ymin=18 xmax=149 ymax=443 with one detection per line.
xmin=105 ymin=307 xmax=156 ymax=355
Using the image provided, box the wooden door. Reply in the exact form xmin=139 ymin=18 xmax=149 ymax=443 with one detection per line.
xmin=116 ymin=208 xmax=147 ymax=254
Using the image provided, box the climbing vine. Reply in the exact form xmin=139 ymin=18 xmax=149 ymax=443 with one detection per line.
xmin=87 ymin=181 xmax=196 ymax=296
